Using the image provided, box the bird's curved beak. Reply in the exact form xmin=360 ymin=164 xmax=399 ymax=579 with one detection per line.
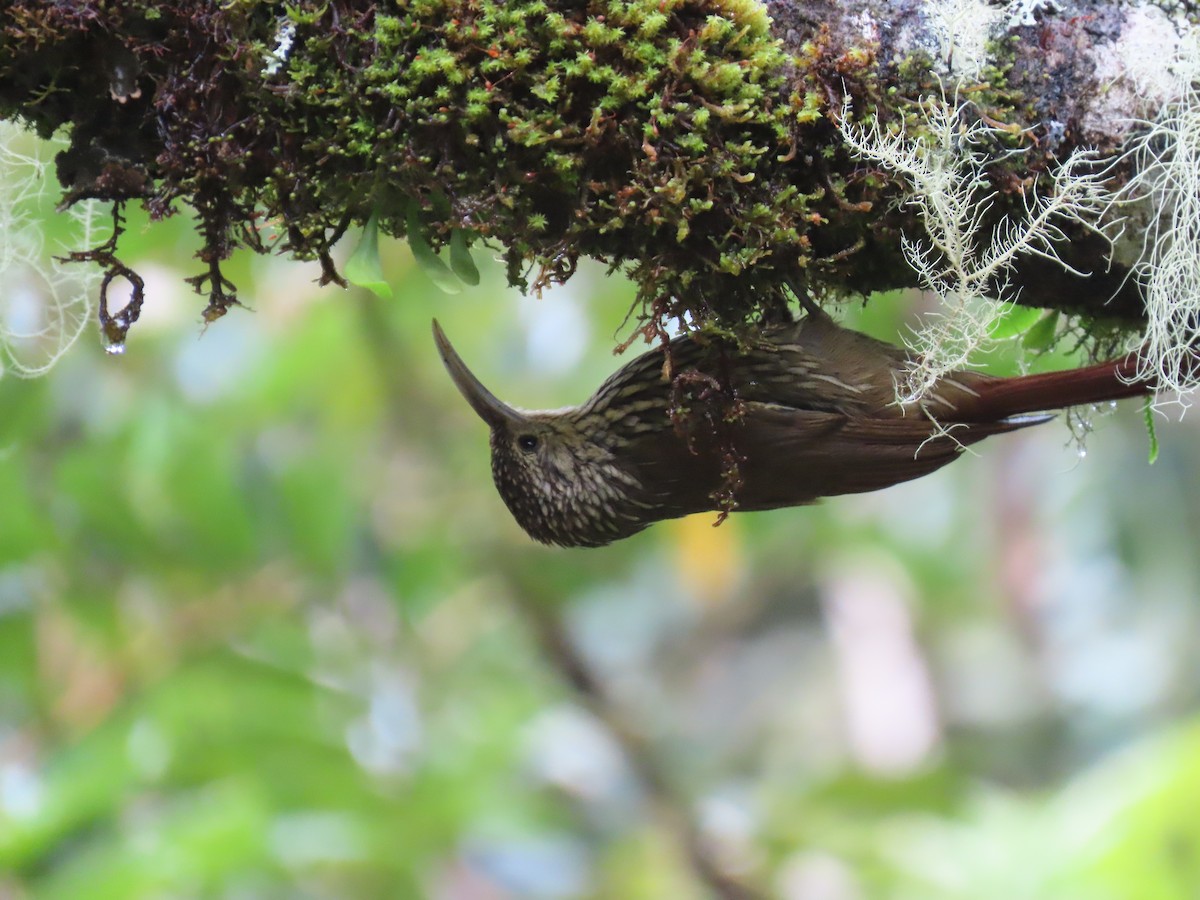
xmin=432 ymin=319 xmax=528 ymax=430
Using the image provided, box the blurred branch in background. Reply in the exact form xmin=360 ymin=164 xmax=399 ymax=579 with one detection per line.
xmin=508 ymin=580 xmax=765 ymax=900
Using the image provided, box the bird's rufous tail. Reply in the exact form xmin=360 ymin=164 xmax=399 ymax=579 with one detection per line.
xmin=958 ymin=352 xmax=1152 ymax=424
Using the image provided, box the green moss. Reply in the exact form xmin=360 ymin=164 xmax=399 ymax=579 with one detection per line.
xmin=0 ymin=0 xmax=890 ymax=336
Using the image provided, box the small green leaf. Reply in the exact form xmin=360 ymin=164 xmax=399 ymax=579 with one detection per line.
xmin=406 ymin=205 xmax=461 ymax=294
xmin=344 ymin=210 xmax=393 ymax=299
xmin=449 ymin=229 xmax=480 ymax=286
xmin=1144 ymin=398 xmax=1159 ymax=464
xmin=1021 ymin=311 xmax=1060 ymax=350
xmin=988 ymin=305 xmax=1042 ymax=340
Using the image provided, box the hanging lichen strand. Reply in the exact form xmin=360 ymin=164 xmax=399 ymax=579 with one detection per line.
xmin=1 ymin=0 xmax=892 ymax=339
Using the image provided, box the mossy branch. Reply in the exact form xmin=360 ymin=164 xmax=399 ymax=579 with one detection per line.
xmin=1 ymin=0 xmax=1196 ymax=373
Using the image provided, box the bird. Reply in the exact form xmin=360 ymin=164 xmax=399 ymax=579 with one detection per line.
xmin=432 ymin=309 xmax=1154 ymax=548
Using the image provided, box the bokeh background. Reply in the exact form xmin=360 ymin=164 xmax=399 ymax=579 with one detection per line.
xmin=2 ymin=128 xmax=1200 ymax=900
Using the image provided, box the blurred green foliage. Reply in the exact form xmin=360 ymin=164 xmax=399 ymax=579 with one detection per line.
xmin=1 ymin=136 xmax=1200 ymax=899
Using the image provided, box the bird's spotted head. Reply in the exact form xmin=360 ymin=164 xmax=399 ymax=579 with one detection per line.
xmin=432 ymin=321 xmax=652 ymax=547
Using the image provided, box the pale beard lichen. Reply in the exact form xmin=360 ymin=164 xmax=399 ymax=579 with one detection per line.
xmin=1120 ymin=23 xmax=1200 ymax=406
xmin=837 ymin=94 xmax=1114 ymax=404
xmin=0 ymin=124 xmax=103 ymax=376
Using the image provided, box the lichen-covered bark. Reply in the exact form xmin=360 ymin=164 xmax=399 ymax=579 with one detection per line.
xmin=769 ymin=0 xmax=1194 ymax=320
xmin=0 ymin=0 xmax=1183 ymax=344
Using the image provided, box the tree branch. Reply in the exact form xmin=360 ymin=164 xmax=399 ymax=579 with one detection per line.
xmin=1 ymin=1 xmax=1191 ymax=345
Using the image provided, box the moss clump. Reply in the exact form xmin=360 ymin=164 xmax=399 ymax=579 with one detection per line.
xmin=0 ymin=0 xmax=850 ymax=342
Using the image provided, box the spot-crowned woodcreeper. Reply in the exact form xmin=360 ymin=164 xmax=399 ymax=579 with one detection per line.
xmin=433 ymin=311 xmax=1153 ymax=548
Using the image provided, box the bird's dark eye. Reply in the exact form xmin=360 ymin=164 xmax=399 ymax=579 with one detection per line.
xmin=517 ymin=434 xmax=539 ymax=453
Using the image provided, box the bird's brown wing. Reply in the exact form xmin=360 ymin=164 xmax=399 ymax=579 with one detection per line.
xmin=731 ymin=403 xmax=1045 ymax=510
xmin=728 ymin=316 xmax=913 ymax=415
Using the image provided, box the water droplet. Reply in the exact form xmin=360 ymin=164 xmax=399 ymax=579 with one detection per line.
xmin=1077 ymin=446 xmax=1088 ymax=460
xmin=104 ymin=340 xmax=126 ymax=356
